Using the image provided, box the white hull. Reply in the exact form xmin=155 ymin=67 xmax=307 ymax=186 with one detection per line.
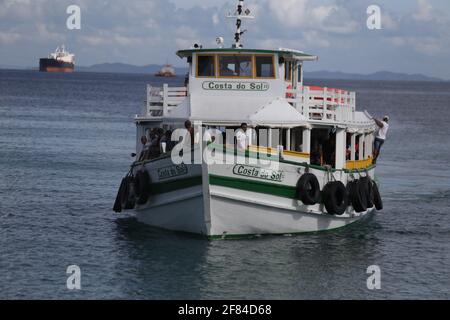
xmin=136 ymin=185 xmax=206 ymax=235
xmin=209 ymin=193 xmax=374 ymax=237
xmin=130 ymin=151 xmax=377 ymax=239
xmin=134 ymin=183 xmax=374 ymax=238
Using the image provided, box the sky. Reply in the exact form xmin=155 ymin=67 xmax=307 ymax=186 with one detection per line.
xmin=0 ymin=0 xmax=450 ymax=79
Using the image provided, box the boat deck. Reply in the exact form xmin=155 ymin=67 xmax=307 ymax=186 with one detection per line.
xmin=139 ymin=84 xmax=372 ymax=126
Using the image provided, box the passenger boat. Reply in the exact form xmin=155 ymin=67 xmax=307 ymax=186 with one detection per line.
xmin=113 ymin=0 xmax=383 ymax=239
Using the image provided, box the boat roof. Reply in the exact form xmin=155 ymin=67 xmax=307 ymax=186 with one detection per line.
xmin=177 ymin=48 xmax=318 ymax=61
xmin=248 ymin=98 xmax=308 ymax=127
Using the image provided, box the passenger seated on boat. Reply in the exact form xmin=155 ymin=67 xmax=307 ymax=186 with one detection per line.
xmin=236 ymin=123 xmax=253 ymax=151
xmin=203 ymin=128 xmax=214 ymax=145
xmin=160 ymin=130 xmax=176 ymax=153
xmin=138 ymin=135 xmax=151 ymax=162
xmin=346 ymin=133 xmax=352 ymax=160
xmin=310 ymin=141 xmax=323 ymax=166
xmin=147 ymin=128 xmax=164 ymax=159
xmin=322 ymin=133 xmax=336 ymax=167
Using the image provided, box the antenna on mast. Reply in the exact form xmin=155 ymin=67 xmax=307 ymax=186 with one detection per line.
xmin=227 ymin=0 xmax=254 ymax=48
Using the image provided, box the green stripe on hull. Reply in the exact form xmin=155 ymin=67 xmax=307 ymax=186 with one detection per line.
xmin=152 ymin=176 xmax=202 ymax=195
xmin=209 ymin=174 xmax=297 ymax=199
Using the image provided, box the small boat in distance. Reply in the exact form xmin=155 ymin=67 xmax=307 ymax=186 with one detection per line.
xmin=39 ymin=45 xmax=75 ymax=73
xmin=155 ymin=64 xmax=176 ymax=77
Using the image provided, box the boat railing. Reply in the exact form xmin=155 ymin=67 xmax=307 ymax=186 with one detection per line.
xmin=143 ymin=83 xmax=355 ymax=121
xmin=286 ymin=86 xmax=356 ymax=122
xmin=145 ymin=84 xmax=187 ymax=117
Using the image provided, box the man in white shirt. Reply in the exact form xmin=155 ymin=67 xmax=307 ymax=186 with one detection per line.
xmin=373 ymin=115 xmax=390 ymax=163
xmin=236 ymin=123 xmax=253 ymax=151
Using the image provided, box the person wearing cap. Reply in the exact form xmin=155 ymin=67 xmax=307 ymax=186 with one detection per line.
xmin=372 ymin=115 xmax=390 ymax=163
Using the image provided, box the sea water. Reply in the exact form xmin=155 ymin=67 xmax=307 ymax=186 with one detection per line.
xmin=0 ymin=70 xmax=449 ymax=299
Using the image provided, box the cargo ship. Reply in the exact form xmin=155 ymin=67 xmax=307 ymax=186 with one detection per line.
xmin=155 ymin=64 xmax=176 ymax=77
xmin=39 ymin=45 xmax=75 ymax=73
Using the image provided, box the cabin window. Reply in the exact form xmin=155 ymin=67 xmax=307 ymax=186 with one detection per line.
xmin=197 ymin=55 xmax=216 ymax=77
xmin=284 ymin=61 xmax=293 ymax=81
xmin=255 ymin=55 xmax=275 ymax=78
xmin=218 ymin=55 xmax=253 ymax=77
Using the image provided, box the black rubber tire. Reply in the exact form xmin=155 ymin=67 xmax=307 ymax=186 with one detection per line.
xmin=113 ymin=177 xmax=127 ymax=213
xmin=372 ymin=181 xmax=383 ymax=210
xmin=322 ymin=181 xmax=349 ymax=215
xmin=296 ymin=173 xmax=321 ymax=205
xmin=346 ymin=180 xmax=356 ymax=207
xmin=134 ymin=170 xmax=151 ymax=205
xmin=351 ymin=179 xmax=368 ymax=212
xmin=120 ymin=176 xmax=136 ymax=210
xmin=360 ymin=176 xmax=374 ymax=208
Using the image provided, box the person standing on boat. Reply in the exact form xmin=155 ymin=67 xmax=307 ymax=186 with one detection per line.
xmin=236 ymin=123 xmax=253 ymax=151
xmin=373 ymin=115 xmax=390 ymax=163
xmin=184 ymin=120 xmax=195 ymax=146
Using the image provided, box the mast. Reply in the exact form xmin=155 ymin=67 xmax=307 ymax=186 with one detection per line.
xmin=227 ymin=0 xmax=254 ymax=48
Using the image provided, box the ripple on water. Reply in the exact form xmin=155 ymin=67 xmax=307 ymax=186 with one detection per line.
xmin=1 ymin=71 xmax=450 ymax=299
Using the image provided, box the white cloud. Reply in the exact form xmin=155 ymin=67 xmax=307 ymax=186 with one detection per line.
xmin=386 ymin=36 xmax=442 ymax=55
xmin=413 ymin=0 xmax=433 ymax=22
xmin=0 ymin=31 xmax=21 ymax=44
xmin=382 ymin=12 xmax=398 ymax=30
xmin=268 ymin=0 xmax=357 ymax=34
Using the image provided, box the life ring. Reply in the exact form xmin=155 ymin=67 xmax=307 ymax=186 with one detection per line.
xmin=322 ymin=181 xmax=349 ymax=215
xmin=296 ymin=173 xmax=320 ymax=205
xmin=120 ymin=176 xmax=136 ymax=210
xmin=371 ymin=181 xmax=383 ymax=210
xmin=134 ymin=169 xmax=151 ymax=205
xmin=349 ymin=179 xmax=368 ymax=212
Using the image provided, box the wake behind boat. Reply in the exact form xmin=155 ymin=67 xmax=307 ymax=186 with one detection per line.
xmin=113 ymin=0 xmax=383 ymax=239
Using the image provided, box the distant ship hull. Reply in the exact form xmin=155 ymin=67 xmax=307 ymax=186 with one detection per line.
xmin=155 ymin=72 xmax=176 ymax=77
xmin=39 ymin=58 xmax=74 ymax=73
xmin=155 ymin=64 xmax=176 ymax=77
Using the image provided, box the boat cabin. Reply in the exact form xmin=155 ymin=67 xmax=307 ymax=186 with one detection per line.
xmin=134 ymin=2 xmax=375 ymax=172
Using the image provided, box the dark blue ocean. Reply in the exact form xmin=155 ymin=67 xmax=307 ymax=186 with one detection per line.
xmin=0 ymin=70 xmax=449 ymax=299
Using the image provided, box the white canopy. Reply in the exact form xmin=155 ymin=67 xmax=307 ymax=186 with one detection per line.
xmin=248 ymin=98 xmax=308 ymax=128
